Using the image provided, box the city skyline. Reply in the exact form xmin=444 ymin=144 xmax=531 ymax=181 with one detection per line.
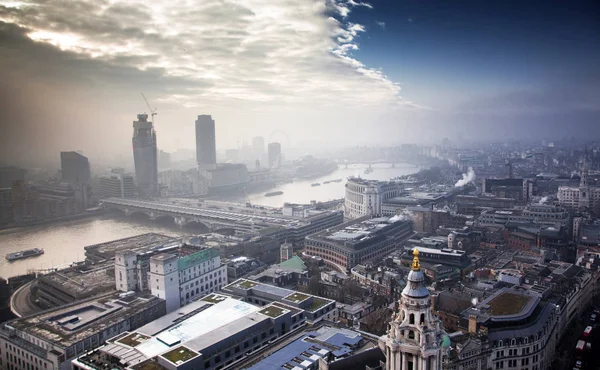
xmin=0 ymin=0 xmax=598 ymax=168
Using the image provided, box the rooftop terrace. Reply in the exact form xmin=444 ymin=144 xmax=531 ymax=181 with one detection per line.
xmin=487 ymin=292 xmax=531 ymax=316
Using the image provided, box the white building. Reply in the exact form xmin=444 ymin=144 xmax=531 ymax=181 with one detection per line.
xmin=379 ymin=249 xmax=447 ymax=369
xmin=344 ymin=177 xmax=403 ymax=219
xmin=115 ymin=246 xmax=226 ymax=313
xmin=558 ymin=158 xmax=600 ymax=214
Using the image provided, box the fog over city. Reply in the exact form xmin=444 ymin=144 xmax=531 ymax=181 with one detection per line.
xmin=0 ymin=0 xmax=598 ymax=168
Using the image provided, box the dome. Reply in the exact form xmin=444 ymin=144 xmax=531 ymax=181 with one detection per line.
xmin=401 ymin=249 xmax=430 ymax=298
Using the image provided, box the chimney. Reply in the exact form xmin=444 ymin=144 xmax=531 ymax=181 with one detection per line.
xmin=468 ymin=314 xmax=478 ymax=334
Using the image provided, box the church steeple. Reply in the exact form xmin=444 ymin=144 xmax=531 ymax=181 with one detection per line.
xmin=378 ymin=248 xmax=447 ymax=370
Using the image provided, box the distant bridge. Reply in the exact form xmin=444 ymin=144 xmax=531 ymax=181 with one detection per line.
xmin=100 ymin=198 xmax=289 ymax=233
xmin=334 ymin=160 xmax=416 ymax=169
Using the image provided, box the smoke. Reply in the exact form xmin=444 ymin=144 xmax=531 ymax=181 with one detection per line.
xmin=538 ymin=196 xmax=549 ymax=204
xmin=390 ymin=209 xmax=415 ymax=222
xmin=455 ymin=167 xmax=476 ymax=187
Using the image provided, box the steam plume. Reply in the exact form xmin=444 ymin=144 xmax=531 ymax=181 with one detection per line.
xmin=455 ymin=167 xmax=476 ymax=187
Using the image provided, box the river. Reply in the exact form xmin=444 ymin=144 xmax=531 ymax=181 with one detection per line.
xmin=0 ymin=163 xmax=418 ymax=278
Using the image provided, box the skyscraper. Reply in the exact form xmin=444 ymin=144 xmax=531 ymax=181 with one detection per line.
xmin=268 ymin=142 xmax=281 ymax=168
xmin=252 ymin=136 xmax=265 ymax=161
xmin=195 ymin=115 xmax=216 ymax=169
xmin=132 ymin=113 xmax=158 ymax=197
xmin=60 ymin=151 xmax=91 ymax=184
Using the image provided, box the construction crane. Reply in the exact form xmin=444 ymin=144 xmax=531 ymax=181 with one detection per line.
xmin=141 ymin=93 xmax=158 ymax=125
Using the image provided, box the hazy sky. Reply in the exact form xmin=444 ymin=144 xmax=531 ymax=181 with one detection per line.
xmin=0 ymin=0 xmax=598 ymax=168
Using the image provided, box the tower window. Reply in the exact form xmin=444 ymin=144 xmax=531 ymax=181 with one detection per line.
xmin=420 ymin=313 xmax=425 ymax=324
xmin=409 ymin=313 xmax=415 ymax=324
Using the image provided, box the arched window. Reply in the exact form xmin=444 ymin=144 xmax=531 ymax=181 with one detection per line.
xmin=408 ymin=331 xmax=415 ymax=339
xmin=409 ymin=313 xmax=415 ymax=325
xmin=420 ymin=313 xmax=425 ymax=325
xmin=186 ymin=292 xmax=189 ymax=299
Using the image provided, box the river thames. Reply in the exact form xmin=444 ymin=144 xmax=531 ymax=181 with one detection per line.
xmin=0 ymin=163 xmax=417 ymax=278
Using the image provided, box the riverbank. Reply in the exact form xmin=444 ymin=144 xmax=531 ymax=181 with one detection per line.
xmin=0 ymin=208 xmax=107 ymax=235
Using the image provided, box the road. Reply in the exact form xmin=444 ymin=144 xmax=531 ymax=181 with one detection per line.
xmin=10 ymin=280 xmax=43 ymax=318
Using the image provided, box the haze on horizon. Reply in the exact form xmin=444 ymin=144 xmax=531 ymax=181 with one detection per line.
xmin=0 ymin=0 xmax=598 ymax=168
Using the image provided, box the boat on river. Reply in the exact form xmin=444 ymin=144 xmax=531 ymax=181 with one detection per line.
xmin=265 ymin=191 xmax=284 ymax=197
xmin=311 ymin=183 xmax=321 ymax=187
xmin=6 ymin=248 xmax=44 ymax=262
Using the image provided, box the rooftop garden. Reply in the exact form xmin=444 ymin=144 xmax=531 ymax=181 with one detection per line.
xmin=131 ymin=360 xmax=168 ymax=370
xmin=284 ymin=292 xmax=310 ymax=303
xmin=116 ymin=332 xmax=150 ymax=347
xmin=161 ymin=346 xmax=199 ymax=365
xmin=201 ymin=294 xmax=227 ymax=304
xmin=307 ymin=297 xmax=331 ymax=312
xmin=487 ymin=292 xmax=531 ymax=316
xmin=259 ymin=305 xmax=288 ymax=318
xmin=224 ymin=279 xmax=259 ymax=290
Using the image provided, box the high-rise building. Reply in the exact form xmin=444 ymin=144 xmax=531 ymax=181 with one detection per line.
xmin=158 ymin=149 xmax=171 ymax=169
xmin=132 ymin=113 xmax=158 ymax=197
xmin=268 ymin=142 xmax=281 ymax=168
xmin=195 ymin=115 xmax=216 ymax=169
xmin=60 ymin=151 xmax=91 ymax=184
xmin=252 ymin=136 xmax=265 ymax=160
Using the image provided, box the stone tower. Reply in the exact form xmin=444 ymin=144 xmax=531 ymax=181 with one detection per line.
xmin=379 ymin=249 xmax=447 ymax=370
xmin=579 ymin=153 xmax=590 ymax=210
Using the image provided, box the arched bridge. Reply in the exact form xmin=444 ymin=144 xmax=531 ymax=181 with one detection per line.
xmin=100 ymin=198 xmax=280 ymax=233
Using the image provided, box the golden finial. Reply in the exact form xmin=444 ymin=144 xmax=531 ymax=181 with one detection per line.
xmin=411 ymin=248 xmax=420 ymax=271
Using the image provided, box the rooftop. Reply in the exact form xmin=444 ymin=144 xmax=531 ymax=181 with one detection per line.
xmin=487 ymin=292 xmax=531 ymax=316
xmin=308 ymin=215 xmax=410 ymax=247
xmin=85 ymin=233 xmax=179 ymax=261
xmin=6 ymin=292 xmax=162 ymax=348
xmin=39 ymin=261 xmax=116 ymax=298
xmin=246 ymin=326 xmax=367 ymax=370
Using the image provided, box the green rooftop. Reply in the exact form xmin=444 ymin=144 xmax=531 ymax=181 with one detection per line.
xmin=116 ymin=332 xmax=150 ymax=347
xmin=284 ymin=292 xmax=310 ymax=303
xmin=487 ymin=292 xmax=531 ymax=316
xmin=259 ymin=305 xmax=288 ymax=318
xmin=279 ymin=256 xmax=307 ymax=271
xmin=161 ymin=346 xmax=199 ymax=365
xmin=307 ymin=297 xmax=330 ymax=312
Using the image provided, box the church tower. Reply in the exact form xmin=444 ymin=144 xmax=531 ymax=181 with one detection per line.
xmin=379 ymin=249 xmax=447 ymax=370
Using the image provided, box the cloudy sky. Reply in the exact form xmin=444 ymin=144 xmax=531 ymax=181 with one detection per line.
xmin=0 ymin=0 xmax=598 ymax=167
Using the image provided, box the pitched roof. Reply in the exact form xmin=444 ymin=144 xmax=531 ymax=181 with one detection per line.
xmin=279 ymin=255 xmax=307 ymax=271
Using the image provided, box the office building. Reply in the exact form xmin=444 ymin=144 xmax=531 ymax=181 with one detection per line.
xmin=117 ymin=245 xmax=227 ymax=313
xmin=98 ymin=173 xmax=135 ymax=198
xmin=0 ymin=165 xmax=26 ymax=188
xmin=132 ymin=113 xmax=158 ymax=197
xmin=0 ymin=187 xmax=13 ymax=225
xmin=344 ymin=178 xmax=403 ymax=219
xmin=304 ymin=215 xmax=413 ymax=272
xmin=252 ymin=136 xmax=265 ymax=161
xmin=158 ymin=149 xmax=171 ymax=169
xmin=204 ymin=163 xmax=249 ymax=194
xmin=72 ymin=294 xmax=317 ymax=370
xmin=60 ymin=151 xmax=91 ymax=185
xmin=483 ymin=178 xmax=533 ymax=202
xmin=195 ymin=115 xmax=216 ymax=169
xmin=268 ymin=142 xmax=281 ymax=168
xmin=0 ymin=292 xmax=165 ymax=370
xmin=223 ymin=279 xmax=337 ymax=324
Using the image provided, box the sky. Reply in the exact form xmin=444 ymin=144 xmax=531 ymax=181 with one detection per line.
xmin=0 ymin=0 xmax=598 ymax=168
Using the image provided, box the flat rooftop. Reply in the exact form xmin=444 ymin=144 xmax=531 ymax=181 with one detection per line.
xmin=487 ymin=292 xmax=531 ymax=316
xmin=6 ymin=292 xmax=162 ymax=348
xmin=85 ymin=233 xmax=179 ymax=261
xmin=39 ymin=261 xmax=116 ymax=298
xmin=82 ymin=296 xmax=268 ymax=368
xmin=246 ymin=326 xmax=366 ymax=370
xmin=309 ymin=215 xmax=408 ymax=245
